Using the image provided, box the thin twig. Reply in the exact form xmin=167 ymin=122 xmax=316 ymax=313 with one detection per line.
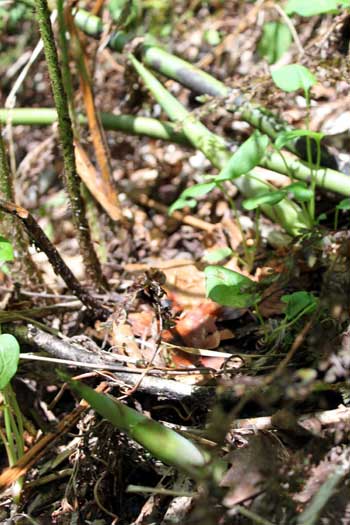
xmin=269 ymin=2 xmax=304 ymax=57
xmin=0 ymin=198 xmax=110 ymax=320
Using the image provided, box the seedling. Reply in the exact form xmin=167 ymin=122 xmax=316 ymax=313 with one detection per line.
xmin=203 ymin=247 xmax=233 ymax=264
xmin=258 ymin=21 xmax=292 ymax=64
xmin=334 ymin=198 xmax=350 ymax=229
xmin=285 ymin=0 xmax=350 ymax=17
xmin=271 ymin=64 xmax=328 ymax=223
xmin=0 ymin=236 xmax=14 ymax=275
xmin=0 ymin=333 xmax=24 ymax=502
xmin=204 ymin=266 xmax=260 ymax=309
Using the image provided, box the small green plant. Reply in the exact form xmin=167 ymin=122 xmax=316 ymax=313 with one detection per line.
xmin=204 ymin=28 xmax=222 ymax=46
xmin=334 ymin=197 xmax=350 ymax=229
xmin=264 ymin=290 xmax=318 ymax=344
xmin=204 ymin=267 xmax=318 ymax=343
xmin=204 ymin=266 xmax=260 ymax=308
xmin=258 ymin=21 xmax=292 ymax=64
xmin=285 ymin=0 xmax=350 ymax=17
xmin=203 ymin=247 xmax=233 ymax=264
xmin=271 ymin=64 xmax=325 ymax=222
xmin=281 ymin=291 xmax=318 ymax=321
xmin=0 ymin=333 xmax=25 ymax=502
xmin=0 ymin=236 xmax=14 ymax=274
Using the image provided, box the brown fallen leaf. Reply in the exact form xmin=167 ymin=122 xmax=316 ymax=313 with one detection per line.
xmin=174 ymin=300 xmax=222 ymax=349
xmin=75 ymin=142 xmax=122 ymax=221
xmin=110 ymin=320 xmax=143 ymax=361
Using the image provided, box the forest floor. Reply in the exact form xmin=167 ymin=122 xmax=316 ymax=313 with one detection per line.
xmin=0 ymin=1 xmax=350 ymax=524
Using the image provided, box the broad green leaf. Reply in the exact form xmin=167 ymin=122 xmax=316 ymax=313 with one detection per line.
xmin=285 ymin=0 xmax=346 ymax=16
xmin=284 ymin=182 xmax=314 ymax=202
xmin=205 ymin=266 xmax=259 ymax=308
xmin=258 ymin=22 xmax=292 ymax=64
xmin=275 ymin=129 xmax=324 ymax=150
xmin=0 ymin=236 xmax=14 ymax=263
xmin=59 ymin=371 xmax=207 ymax=475
xmin=181 ymin=182 xmax=216 ymax=199
xmin=203 ymin=247 xmax=233 ymax=264
xmin=271 ymin=64 xmax=316 ymax=93
xmin=215 ymin=131 xmax=270 ymax=181
xmin=0 ymin=334 xmax=20 ymax=389
xmin=336 ymin=197 xmax=350 ymax=210
xmin=281 ymin=291 xmax=317 ymax=321
xmin=242 ymin=190 xmax=286 ymax=210
xmin=168 ymin=182 xmax=215 ymax=215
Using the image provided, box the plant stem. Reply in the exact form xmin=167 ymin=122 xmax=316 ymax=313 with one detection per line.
xmin=0 ymin=108 xmax=188 ymax=144
xmin=34 ymin=0 xmax=106 ymax=289
xmin=2 ymin=384 xmax=25 ymax=501
xmin=0 ymin=124 xmax=45 ymax=284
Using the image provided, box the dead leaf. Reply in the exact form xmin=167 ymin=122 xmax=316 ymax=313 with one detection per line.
xmin=174 ymin=301 xmax=222 ymax=349
xmin=111 ymin=320 xmax=143 ymax=361
xmin=75 ymin=142 xmax=122 ymax=221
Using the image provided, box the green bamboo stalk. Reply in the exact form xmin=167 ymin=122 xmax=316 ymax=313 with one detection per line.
xmin=130 ymin=55 xmax=311 ymax=236
xmin=34 ymin=0 xmax=106 ymax=289
xmin=262 ymin=151 xmax=350 ymax=197
xmin=61 ymin=371 xmax=208 ymax=478
xmin=0 ymin=108 xmax=188 ymax=144
xmin=70 ymin=9 xmax=300 ymax=154
xmin=1 ymin=108 xmax=348 ymax=198
xmin=71 ymin=8 xmax=340 ymax=169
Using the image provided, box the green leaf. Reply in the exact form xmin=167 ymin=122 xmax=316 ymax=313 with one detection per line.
xmin=258 ymin=22 xmax=292 ymax=64
xmin=281 ymin=291 xmax=317 ymax=321
xmin=284 ymin=182 xmax=314 ymax=202
xmin=181 ymin=182 xmax=216 ymax=199
xmin=205 ymin=266 xmax=259 ymax=308
xmin=215 ymin=131 xmax=270 ymax=181
xmin=204 ymin=29 xmax=221 ymax=46
xmin=59 ymin=371 xmax=207 ymax=475
xmin=108 ymin=0 xmax=140 ymax=28
xmin=0 ymin=334 xmax=20 ymax=389
xmin=285 ymin=0 xmax=346 ymax=16
xmin=336 ymin=197 xmax=350 ymax=210
xmin=168 ymin=182 xmax=216 ymax=215
xmin=203 ymin=247 xmax=233 ymax=263
xmin=0 ymin=236 xmax=14 ymax=263
xmin=271 ymin=64 xmax=316 ymax=93
xmin=275 ymin=129 xmax=324 ymax=150
xmin=168 ymin=197 xmax=197 ymax=214
xmin=242 ymin=190 xmax=286 ymax=210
